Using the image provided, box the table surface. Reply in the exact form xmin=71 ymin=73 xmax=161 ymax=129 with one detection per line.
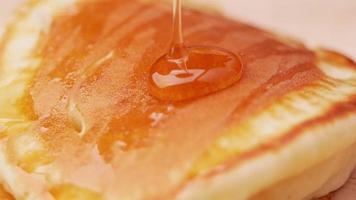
xmin=1 ymin=0 xmax=356 ymax=59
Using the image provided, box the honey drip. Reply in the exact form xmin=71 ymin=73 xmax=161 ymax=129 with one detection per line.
xmin=149 ymin=0 xmax=243 ymax=101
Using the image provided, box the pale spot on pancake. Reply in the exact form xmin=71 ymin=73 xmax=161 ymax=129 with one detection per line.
xmin=33 ymin=163 xmax=62 ymax=186
xmin=113 ymin=140 xmax=127 ymax=149
xmin=68 ymin=100 xmax=87 ymax=137
xmin=40 ymin=127 xmax=49 ymax=133
xmin=149 ymin=112 xmax=165 ymax=127
xmin=318 ymin=61 xmax=356 ymax=80
xmin=316 ymin=49 xmax=356 ymax=80
xmin=0 ymin=142 xmax=54 ymax=200
xmin=0 ymin=119 xmax=25 ymax=123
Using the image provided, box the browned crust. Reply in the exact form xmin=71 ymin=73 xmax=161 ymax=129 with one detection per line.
xmin=317 ymin=48 xmax=356 ymax=70
xmin=0 ymin=184 xmax=14 ymax=200
xmin=183 ymin=50 xmax=356 ymax=183
xmin=201 ymin=95 xmax=356 ymax=179
xmin=168 ymin=93 xmax=356 ymax=199
xmin=317 ymin=193 xmax=334 ymax=200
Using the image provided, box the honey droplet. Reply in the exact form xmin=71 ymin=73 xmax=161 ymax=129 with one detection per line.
xmin=149 ymin=0 xmax=243 ymax=101
xmin=149 ymin=46 xmax=243 ymax=101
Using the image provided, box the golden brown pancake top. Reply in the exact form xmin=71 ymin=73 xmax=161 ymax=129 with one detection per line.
xmin=14 ymin=0 xmax=325 ymax=198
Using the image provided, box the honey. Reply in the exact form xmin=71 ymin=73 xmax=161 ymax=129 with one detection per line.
xmin=149 ymin=0 xmax=243 ymax=101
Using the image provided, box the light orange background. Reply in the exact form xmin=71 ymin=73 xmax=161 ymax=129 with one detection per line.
xmin=194 ymin=0 xmax=356 ymax=60
xmin=1 ymin=0 xmax=355 ymax=59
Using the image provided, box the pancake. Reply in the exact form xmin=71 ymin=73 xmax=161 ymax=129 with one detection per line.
xmin=0 ymin=0 xmax=355 ymax=199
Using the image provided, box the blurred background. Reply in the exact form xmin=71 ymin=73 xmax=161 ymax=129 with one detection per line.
xmin=1 ymin=0 xmax=355 ymax=59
